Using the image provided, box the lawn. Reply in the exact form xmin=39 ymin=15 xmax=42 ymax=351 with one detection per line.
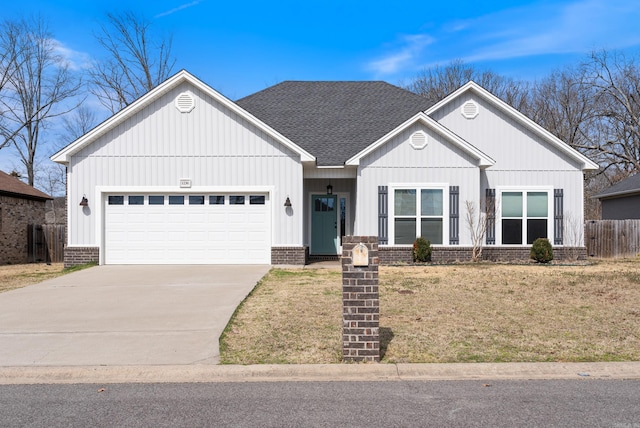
xmin=0 ymin=262 xmax=95 ymax=293
xmin=220 ymin=259 xmax=640 ymax=364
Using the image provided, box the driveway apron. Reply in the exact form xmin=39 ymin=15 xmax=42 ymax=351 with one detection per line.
xmin=0 ymin=265 xmax=270 ymax=366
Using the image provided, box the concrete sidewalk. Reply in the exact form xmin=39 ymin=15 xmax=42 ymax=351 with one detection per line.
xmin=0 ymin=265 xmax=270 ymax=367
xmin=1 ymin=362 xmax=639 ymax=384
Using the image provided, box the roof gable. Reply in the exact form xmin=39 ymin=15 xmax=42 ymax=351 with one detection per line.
xmin=594 ymin=173 xmax=640 ymax=199
xmin=237 ymin=81 xmax=433 ymax=166
xmin=426 ymin=81 xmax=599 ymax=171
xmin=51 ymin=70 xmax=314 ymax=164
xmin=345 ymin=112 xmax=495 ymax=167
xmin=0 ymin=170 xmax=52 ymax=200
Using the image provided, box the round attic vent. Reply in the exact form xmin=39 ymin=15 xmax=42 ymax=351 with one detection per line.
xmin=461 ymin=100 xmax=479 ymax=119
xmin=409 ymin=131 xmax=428 ymax=150
xmin=175 ymin=92 xmax=195 ymax=113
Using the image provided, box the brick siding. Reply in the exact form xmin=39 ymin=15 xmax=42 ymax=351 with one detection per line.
xmin=0 ymin=195 xmax=47 ymax=264
xmin=271 ymin=246 xmax=308 ymax=265
xmin=64 ymin=247 xmax=99 ymax=268
xmin=379 ymin=245 xmax=588 ymax=264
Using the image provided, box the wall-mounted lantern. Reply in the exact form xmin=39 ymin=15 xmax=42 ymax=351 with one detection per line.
xmin=79 ymin=195 xmax=89 ymax=207
xmin=326 ymin=184 xmax=333 ymax=195
xmin=284 ymin=196 xmax=292 ymax=207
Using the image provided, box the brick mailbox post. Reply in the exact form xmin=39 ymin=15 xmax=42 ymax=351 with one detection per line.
xmin=342 ymin=236 xmax=379 ymax=362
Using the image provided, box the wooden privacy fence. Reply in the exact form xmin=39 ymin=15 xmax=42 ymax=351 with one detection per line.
xmin=28 ymin=224 xmax=66 ymax=263
xmin=585 ymin=220 xmax=640 ymax=258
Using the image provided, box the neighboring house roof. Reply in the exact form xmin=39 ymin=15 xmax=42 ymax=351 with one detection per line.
xmin=236 ymin=81 xmax=433 ymax=166
xmin=426 ymin=81 xmax=600 ymax=171
xmin=593 ymin=173 xmax=640 ymax=199
xmin=51 ymin=70 xmax=315 ymax=164
xmin=345 ymin=112 xmax=495 ymax=167
xmin=0 ymin=170 xmax=52 ymax=201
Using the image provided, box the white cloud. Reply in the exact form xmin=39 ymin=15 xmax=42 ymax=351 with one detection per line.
xmin=367 ymin=34 xmax=434 ymax=75
xmin=51 ymin=39 xmax=92 ymax=71
xmin=155 ymin=1 xmax=203 ymax=18
xmin=458 ymin=0 xmax=640 ymax=63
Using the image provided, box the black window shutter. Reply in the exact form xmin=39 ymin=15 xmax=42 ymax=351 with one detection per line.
xmin=486 ymin=188 xmax=496 ymax=245
xmin=449 ymin=186 xmax=459 ymax=245
xmin=378 ymin=186 xmax=388 ymax=245
xmin=554 ymin=189 xmax=564 ymax=245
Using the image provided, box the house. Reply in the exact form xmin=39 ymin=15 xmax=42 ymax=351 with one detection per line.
xmin=0 ymin=170 xmax=53 ymax=264
xmin=51 ymin=70 xmax=598 ymax=267
xmin=593 ymin=173 xmax=640 ymax=219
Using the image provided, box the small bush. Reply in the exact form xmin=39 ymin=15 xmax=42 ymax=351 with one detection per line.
xmin=530 ymin=238 xmax=554 ymax=263
xmin=413 ymin=237 xmax=432 ymax=263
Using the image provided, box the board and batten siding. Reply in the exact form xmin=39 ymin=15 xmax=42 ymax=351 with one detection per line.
xmin=431 ymin=92 xmax=588 ymax=246
xmin=355 ymin=122 xmax=480 ymax=246
xmin=67 ymin=82 xmax=303 ymax=248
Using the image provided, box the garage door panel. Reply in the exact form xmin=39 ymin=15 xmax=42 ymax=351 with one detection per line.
xmin=105 ymin=193 xmax=270 ymax=264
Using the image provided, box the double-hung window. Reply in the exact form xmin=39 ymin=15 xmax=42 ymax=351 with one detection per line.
xmin=391 ymin=185 xmax=446 ymax=245
xmin=499 ymin=188 xmax=552 ymax=245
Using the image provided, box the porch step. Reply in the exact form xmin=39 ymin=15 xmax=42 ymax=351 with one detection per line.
xmin=308 ymin=255 xmax=340 ymax=262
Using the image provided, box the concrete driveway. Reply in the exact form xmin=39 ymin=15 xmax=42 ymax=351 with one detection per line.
xmin=0 ymin=265 xmax=270 ymax=366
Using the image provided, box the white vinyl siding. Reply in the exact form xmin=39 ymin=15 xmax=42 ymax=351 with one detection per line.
xmin=66 ymin=81 xmax=303 ymax=250
xmin=355 ymin=123 xmax=479 ymax=246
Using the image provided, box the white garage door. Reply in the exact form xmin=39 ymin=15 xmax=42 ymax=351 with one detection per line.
xmin=104 ymin=193 xmax=271 ymax=264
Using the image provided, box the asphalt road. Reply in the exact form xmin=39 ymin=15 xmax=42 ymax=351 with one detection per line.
xmin=2 ymin=380 xmax=639 ymax=427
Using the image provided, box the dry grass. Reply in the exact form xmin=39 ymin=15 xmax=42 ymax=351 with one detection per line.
xmin=220 ymin=259 xmax=640 ymax=364
xmin=0 ymin=263 xmax=66 ymax=293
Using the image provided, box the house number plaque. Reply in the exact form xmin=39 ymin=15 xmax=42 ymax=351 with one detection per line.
xmin=179 ymin=179 xmax=192 ymax=188
xmin=353 ymin=243 xmax=369 ymax=267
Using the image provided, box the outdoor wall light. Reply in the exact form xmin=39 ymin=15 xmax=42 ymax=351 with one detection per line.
xmin=79 ymin=195 xmax=88 ymax=207
xmin=326 ymin=184 xmax=333 ymax=195
xmin=284 ymin=196 xmax=292 ymax=207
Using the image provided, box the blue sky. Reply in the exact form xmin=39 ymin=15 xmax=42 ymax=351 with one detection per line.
xmin=2 ymin=0 xmax=640 ymax=177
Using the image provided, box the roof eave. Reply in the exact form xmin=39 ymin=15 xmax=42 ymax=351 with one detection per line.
xmin=346 ymin=112 xmax=495 ymax=167
xmin=51 ymin=70 xmax=316 ymax=164
xmin=426 ymin=81 xmax=599 ymax=172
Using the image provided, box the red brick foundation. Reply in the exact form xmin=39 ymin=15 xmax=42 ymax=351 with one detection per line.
xmin=379 ymin=246 xmax=588 ymax=264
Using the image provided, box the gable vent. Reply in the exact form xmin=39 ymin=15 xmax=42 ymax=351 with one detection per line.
xmin=461 ymin=101 xmax=479 ymax=119
xmin=175 ymin=92 xmax=195 ymax=113
xmin=409 ymin=131 xmax=428 ymax=150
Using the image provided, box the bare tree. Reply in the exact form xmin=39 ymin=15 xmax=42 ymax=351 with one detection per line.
xmin=578 ymin=50 xmax=640 ymax=177
xmin=405 ymin=59 xmax=530 ymax=110
xmin=89 ymin=11 xmax=175 ymax=113
xmin=0 ymin=17 xmax=81 ymax=185
xmin=0 ymin=19 xmax=27 ymax=150
xmin=465 ymin=198 xmax=496 ymax=262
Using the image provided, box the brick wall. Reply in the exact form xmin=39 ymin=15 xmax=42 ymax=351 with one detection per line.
xmin=379 ymin=245 xmax=588 ymax=264
xmin=271 ymin=246 xmax=308 ymax=265
xmin=64 ymin=247 xmax=99 ymax=268
xmin=342 ymin=236 xmax=379 ymax=362
xmin=0 ymin=195 xmax=47 ymax=265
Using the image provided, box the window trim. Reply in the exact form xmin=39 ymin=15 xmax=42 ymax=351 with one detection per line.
xmin=388 ymin=183 xmax=449 ymax=246
xmin=496 ymin=186 xmax=553 ymax=246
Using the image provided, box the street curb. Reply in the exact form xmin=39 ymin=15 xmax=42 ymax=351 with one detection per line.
xmin=1 ymin=362 xmax=639 ymax=384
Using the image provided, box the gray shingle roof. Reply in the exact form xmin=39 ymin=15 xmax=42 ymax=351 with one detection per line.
xmin=594 ymin=173 xmax=640 ymax=199
xmin=236 ymin=81 xmax=433 ymax=166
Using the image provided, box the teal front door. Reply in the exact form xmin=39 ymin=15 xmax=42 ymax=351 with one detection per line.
xmin=311 ymin=195 xmax=338 ymax=254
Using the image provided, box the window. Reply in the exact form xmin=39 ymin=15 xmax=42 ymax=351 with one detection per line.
xmin=128 ymin=195 xmax=144 ymax=205
xmin=500 ymin=190 xmax=550 ymax=245
xmin=229 ymin=195 xmax=245 ymax=205
xmin=149 ymin=195 xmax=164 ymax=205
xmin=249 ymin=195 xmax=265 ymax=205
xmin=169 ymin=195 xmax=184 ymax=205
xmin=189 ymin=195 xmax=205 ymax=205
xmin=108 ymin=196 xmax=124 ymax=205
xmin=209 ymin=195 xmax=224 ymax=205
xmin=392 ymin=187 xmax=444 ymax=245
